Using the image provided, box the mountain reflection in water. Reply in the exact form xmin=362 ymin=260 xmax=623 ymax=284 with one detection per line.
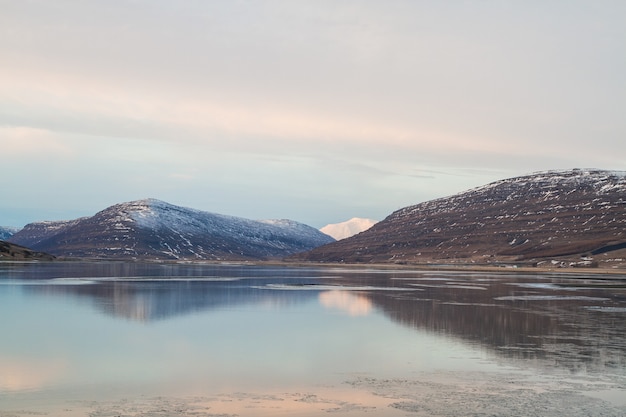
xmin=332 ymin=270 xmax=626 ymax=374
xmin=4 ymin=262 xmax=626 ymax=377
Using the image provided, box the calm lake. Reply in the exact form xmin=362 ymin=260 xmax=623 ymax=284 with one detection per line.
xmin=1 ymin=262 xmax=625 ymax=416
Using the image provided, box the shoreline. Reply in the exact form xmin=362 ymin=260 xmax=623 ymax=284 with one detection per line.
xmin=3 ymin=368 xmax=625 ymax=417
xmin=3 ymin=257 xmax=626 ymax=276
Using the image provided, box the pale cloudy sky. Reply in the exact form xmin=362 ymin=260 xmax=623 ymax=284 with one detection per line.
xmin=1 ymin=1 xmax=624 ymax=228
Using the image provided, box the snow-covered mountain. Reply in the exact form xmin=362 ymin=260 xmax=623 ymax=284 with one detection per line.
xmin=320 ymin=217 xmax=377 ymax=240
xmin=296 ymin=169 xmax=626 ymax=267
xmin=8 ymin=199 xmax=335 ymax=260
xmin=0 ymin=226 xmax=20 ymax=240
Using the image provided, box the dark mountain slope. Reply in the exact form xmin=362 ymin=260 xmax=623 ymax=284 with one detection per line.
xmin=294 ymin=169 xmax=626 ymax=266
xmin=0 ymin=241 xmax=55 ymax=261
xmin=9 ymin=199 xmax=334 ymax=260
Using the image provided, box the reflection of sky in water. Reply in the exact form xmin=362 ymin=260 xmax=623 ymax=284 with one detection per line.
xmin=0 ymin=267 xmax=497 ymax=400
xmin=1 ymin=262 xmax=625 ymax=409
xmin=0 ymin=357 xmax=67 ymax=392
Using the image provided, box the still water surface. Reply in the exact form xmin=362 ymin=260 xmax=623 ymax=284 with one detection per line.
xmin=1 ymin=262 xmax=625 ymax=415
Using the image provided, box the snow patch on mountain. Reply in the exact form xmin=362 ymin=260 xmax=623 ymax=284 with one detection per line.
xmin=320 ymin=217 xmax=378 ymax=240
xmin=0 ymin=226 xmax=21 ymax=240
xmin=123 ymin=199 xmax=333 ymax=247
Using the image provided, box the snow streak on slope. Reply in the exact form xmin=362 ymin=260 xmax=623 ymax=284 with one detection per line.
xmin=125 ymin=199 xmax=334 ymax=258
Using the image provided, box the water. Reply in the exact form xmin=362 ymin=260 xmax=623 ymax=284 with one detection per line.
xmin=1 ymin=262 xmax=625 ymax=416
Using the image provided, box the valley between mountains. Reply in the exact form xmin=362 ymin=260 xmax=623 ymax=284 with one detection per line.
xmin=3 ymin=169 xmax=626 ymax=268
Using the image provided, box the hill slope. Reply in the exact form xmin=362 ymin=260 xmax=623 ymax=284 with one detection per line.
xmin=8 ymin=199 xmax=334 ymax=260
xmin=320 ymin=217 xmax=377 ymax=240
xmin=294 ymin=169 xmax=626 ymax=266
xmin=0 ymin=241 xmax=55 ymax=261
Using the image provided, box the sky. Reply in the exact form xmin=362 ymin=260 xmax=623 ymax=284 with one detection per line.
xmin=1 ymin=1 xmax=625 ymax=228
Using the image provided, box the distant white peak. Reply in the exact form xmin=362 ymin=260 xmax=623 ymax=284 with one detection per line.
xmin=320 ymin=217 xmax=377 ymax=240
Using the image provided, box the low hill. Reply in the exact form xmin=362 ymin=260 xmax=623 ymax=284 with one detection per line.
xmin=294 ymin=169 xmax=626 ymax=267
xmin=8 ymin=199 xmax=334 ymax=260
xmin=0 ymin=241 xmax=55 ymax=261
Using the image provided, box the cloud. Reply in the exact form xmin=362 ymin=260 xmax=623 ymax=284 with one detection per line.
xmin=0 ymin=1 xmax=624 ymax=228
xmin=169 ymin=173 xmax=195 ymax=181
xmin=0 ymin=126 xmax=74 ymax=156
xmin=1 ymin=65 xmax=537 ymax=168
xmin=3 ymin=0 xmax=623 ymax=169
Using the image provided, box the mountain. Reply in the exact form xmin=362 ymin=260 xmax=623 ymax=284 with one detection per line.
xmin=0 ymin=226 xmax=20 ymax=240
xmin=0 ymin=241 xmax=55 ymax=261
xmin=8 ymin=199 xmax=335 ymax=260
xmin=320 ymin=217 xmax=378 ymax=240
xmin=294 ymin=169 xmax=626 ymax=267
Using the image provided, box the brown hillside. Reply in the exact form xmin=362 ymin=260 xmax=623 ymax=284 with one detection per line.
xmin=293 ymin=169 xmax=626 ymax=267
